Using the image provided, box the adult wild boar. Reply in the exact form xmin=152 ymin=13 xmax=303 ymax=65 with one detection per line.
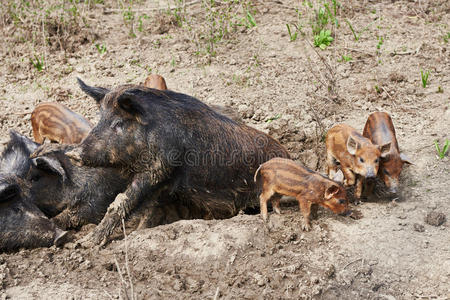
xmin=0 ymin=132 xmax=66 ymax=251
xmin=63 ymin=78 xmax=290 ymax=245
xmin=29 ymin=144 xmax=130 ymax=228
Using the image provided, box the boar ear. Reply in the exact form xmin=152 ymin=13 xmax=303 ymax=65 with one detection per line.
xmin=33 ymin=157 xmax=67 ymax=182
xmin=117 ymin=92 xmax=148 ymax=125
xmin=379 ymin=142 xmax=391 ymax=158
xmin=346 ymin=136 xmax=359 ymax=155
xmin=0 ymin=181 xmax=20 ymax=203
xmin=332 ymin=169 xmax=344 ymax=183
xmin=77 ymin=78 xmax=110 ymax=104
xmin=325 ymin=184 xmax=340 ymax=200
xmin=9 ymin=130 xmax=40 ymax=153
xmin=400 ymin=153 xmax=413 ymax=165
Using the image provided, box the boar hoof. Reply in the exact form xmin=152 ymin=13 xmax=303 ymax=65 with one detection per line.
xmin=301 ymin=221 xmax=311 ymax=232
xmin=54 ymin=229 xmax=68 ymax=247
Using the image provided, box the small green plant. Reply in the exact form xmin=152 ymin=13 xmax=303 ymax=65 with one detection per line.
xmin=443 ymin=32 xmax=450 ymax=43
xmin=286 ymin=8 xmax=303 ymax=42
xmin=421 ymin=70 xmax=430 ymax=88
xmin=437 ymin=86 xmax=443 ymax=93
xmin=245 ymin=10 xmax=256 ymax=28
xmin=169 ymin=0 xmax=185 ymax=27
xmin=374 ymin=85 xmax=381 ymax=94
xmin=376 ymin=36 xmax=384 ymax=50
xmin=434 ymin=139 xmax=449 ymax=159
xmin=286 ymin=24 xmax=298 ymax=41
xmin=30 ymin=55 xmax=45 ymax=72
xmin=314 ymin=29 xmax=333 ymax=49
xmin=266 ymin=114 xmax=281 ymax=123
xmin=338 ymin=55 xmax=352 ymax=62
xmin=345 ymin=18 xmax=374 ymax=41
xmin=137 ymin=14 xmax=149 ymax=32
xmin=95 ymin=43 xmax=107 ymax=55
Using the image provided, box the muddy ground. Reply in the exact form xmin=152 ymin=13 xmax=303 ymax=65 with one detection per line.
xmin=0 ymin=0 xmax=449 ymax=299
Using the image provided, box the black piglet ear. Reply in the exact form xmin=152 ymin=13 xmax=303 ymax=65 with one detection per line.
xmin=117 ymin=92 xmax=148 ymax=125
xmin=33 ymin=157 xmax=67 ymax=183
xmin=77 ymin=77 xmax=110 ymax=104
xmin=0 ymin=181 xmax=20 ymax=203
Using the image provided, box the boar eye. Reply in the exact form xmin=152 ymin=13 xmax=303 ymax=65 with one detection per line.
xmin=111 ymin=119 xmax=123 ymax=130
xmin=339 ymin=199 xmax=346 ymax=204
xmin=359 ymin=157 xmax=364 ymax=163
xmin=383 ymin=169 xmax=389 ymax=175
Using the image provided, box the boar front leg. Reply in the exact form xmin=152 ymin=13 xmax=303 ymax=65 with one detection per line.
xmin=78 ymin=172 xmax=166 ymax=247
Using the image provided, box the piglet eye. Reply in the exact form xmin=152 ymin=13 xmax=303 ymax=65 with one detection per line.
xmin=339 ymin=199 xmax=346 ymax=204
xmin=359 ymin=157 xmax=364 ymax=163
xmin=383 ymin=169 xmax=389 ymax=175
xmin=375 ymin=158 xmax=379 ymax=163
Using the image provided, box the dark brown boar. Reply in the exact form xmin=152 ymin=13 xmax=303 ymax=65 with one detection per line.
xmin=31 ymin=102 xmax=92 ymax=144
xmin=362 ymin=112 xmax=412 ymax=194
xmin=61 ymin=78 xmax=290 ymax=246
xmin=0 ymin=174 xmax=67 ymax=251
xmin=326 ymin=124 xmax=391 ymax=199
xmin=254 ymin=158 xmax=349 ymax=231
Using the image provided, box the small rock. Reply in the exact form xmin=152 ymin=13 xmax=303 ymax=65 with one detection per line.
xmin=413 ymin=223 xmax=425 ymax=232
xmin=324 ymin=265 xmax=335 ymax=278
xmin=425 ymin=211 xmax=446 ymax=227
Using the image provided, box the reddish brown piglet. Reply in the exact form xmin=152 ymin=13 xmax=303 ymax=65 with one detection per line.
xmin=31 ymin=102 xmax=92 ymax=144
xmin=254 ymin=158 xmax=349 ymax=231
xmin=363 ymin=112 xmax=412 ymax=195
xmin=143 ymin=74 xmax=168 ymax=90
xmin=326 ymin=124 xmax=391 ymax=199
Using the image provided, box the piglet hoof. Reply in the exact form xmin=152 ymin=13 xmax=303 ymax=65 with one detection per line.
xmin=273 ymin=207 xmax=281 ymax=215
xmin=301 ymin=221 xmax=311 ymax=232
xmin=260 ymin=213 xmax=268 ymax=222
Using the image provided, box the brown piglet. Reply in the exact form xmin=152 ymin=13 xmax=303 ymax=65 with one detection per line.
xmin=31 ymin=102 xmax=92 ymax=144
xmin=363 ymin=112 xmax=412 ymax=195
xmin=254 ymin=158 xmax=349 ymax=231
xmin=326 ymin=124 xmax=391 ymax=199
xmin=143 ymin=74 xmax=168 ymax=90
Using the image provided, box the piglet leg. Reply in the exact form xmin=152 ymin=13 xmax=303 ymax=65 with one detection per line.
xmin=298 ymin=198 xmax=312 ymax=231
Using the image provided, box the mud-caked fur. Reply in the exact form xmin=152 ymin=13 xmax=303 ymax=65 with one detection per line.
xmin=65 ymin=78 xmax=290 ymax=246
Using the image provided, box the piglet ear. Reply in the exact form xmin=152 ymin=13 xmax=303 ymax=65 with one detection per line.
xmin=0 ymin=181 xmax=20 ymax=203
xmin=378 ymin=142 xmax=391 ymax=158
xmin=77 ymin=78 xmax=110 ymax=104
xmin=325 ymin=184 xmax=340 ymax=200
xmin=332 ymin=169 xmax=344 ymax=183
xmin=346 ymin=136 xmax=359 ymax=155
xmin=400 ymin=153 xmax=413 ymax=165
xmin=117 ymin=91 xmax=148 ymax=125
xmin=32 ymin=157 xmax=67 ymax=183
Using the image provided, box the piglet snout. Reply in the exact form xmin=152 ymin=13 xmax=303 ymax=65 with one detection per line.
xmin=340 ymin=210 xmax=352 ymax=217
